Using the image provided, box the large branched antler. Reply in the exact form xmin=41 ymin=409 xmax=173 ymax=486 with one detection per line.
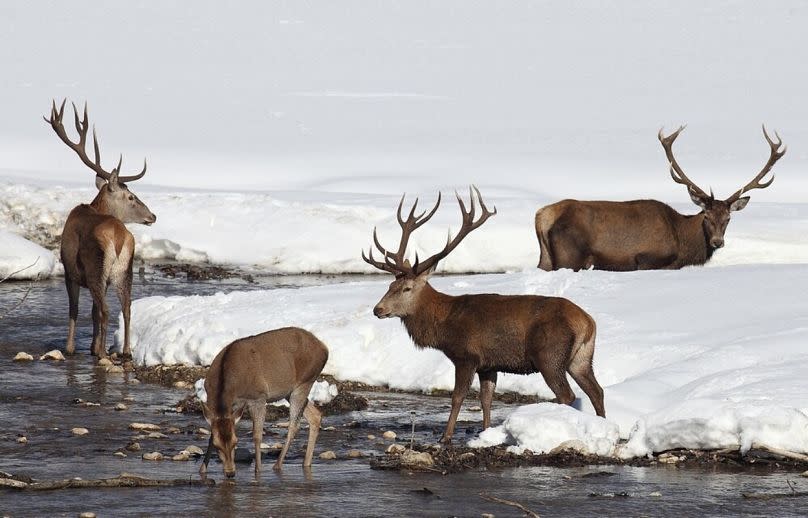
xmin=726 ymin=125 xmax=786 ymax=203
xmin=44 ymin=99 xmax=147 ymax=182
xmin=658 ymin=126 xmax=710 ymax=201
xmin=361 ymin=186 xmax=496 ymax=276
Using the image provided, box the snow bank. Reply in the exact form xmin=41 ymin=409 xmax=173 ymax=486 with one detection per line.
xmin=121 ymin=264 xmax=808 ymax=457
xmin=469 ymin=403 xmax=619 ymax=457
xmin=0 ymin=229 xmax=56 ymax=280
xmin=3 ymin=180 xmax=808 ymax=273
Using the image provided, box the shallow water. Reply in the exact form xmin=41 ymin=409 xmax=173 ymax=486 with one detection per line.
xmin=1 ymin=274 xmax=806 ymax=517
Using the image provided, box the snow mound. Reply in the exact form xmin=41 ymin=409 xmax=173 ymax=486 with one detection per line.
xmin=468 ymin=403 xmax=619 ymax=457
xmin=0 ymin=230 xmax=56 ymax=280
xmin=121 ymin=264 xmax=808 ymax=458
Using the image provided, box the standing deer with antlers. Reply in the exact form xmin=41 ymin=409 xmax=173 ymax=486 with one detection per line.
xmin=46 ymin=100 xmax=156 ymax=358
xmin=535 ymin=126 xmax=786 ymax=271
xmin=363 ymin=187 xmax=605 ymax=443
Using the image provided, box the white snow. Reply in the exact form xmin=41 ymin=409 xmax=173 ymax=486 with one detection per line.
xmin=119 ymin=264 xmax=808 ymax=458
xmin=2 ymin=0 xmax=807 ymax=460
xmin=0 ymin=229 xmax=57 ymax=280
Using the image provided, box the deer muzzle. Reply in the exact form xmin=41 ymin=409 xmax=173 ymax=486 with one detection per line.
xmin=373 ymin=305 xmax=392 ymax=318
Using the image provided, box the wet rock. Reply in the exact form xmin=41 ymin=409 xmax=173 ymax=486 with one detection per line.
xmin=458 ymin=452 xmax=475 ymax=461
xmin=123 ymin=396 xmax=135 ymax=402
xmin=198 ymin=428 xmax=210 ymax=435
xmin=71 ymin=427 xmax=89 ymax=436
xmin=468 ymin=406 xmax=482 ymax=412
xmin=172 ymin=452 xmax=191 ymax=461
xmin=97 ymin=358 xmax=113 ymax=367
xmin=401 ymin=449 xmax=434 ymax=468
xmin=114 ymin=403 xmax=128 ymax=411
xmin=125 ymin=442 xmax=142 ymax=452
xmin=166 ymin=427 xmax=181 ymax=434
xmin=147 ymin=432 xmax=168 ymax=439
xmin=13 ymin=352 xmax=33 ymax=362
xmin=142 ymin=451 xmax=163 ymax=461
xmin=319 ymin=451 xmax=337 ymax=460
xmin=321 ymin=426 xmax=336 ymax=431
xmin=276 ymin=422 xmax=290 ymax=428
xmin=129 ymin=379 xmax=140 ymax=384
xmin=382 ymin=431 xmax=397 ymax=440
xmin=550 ymin=440 xmax=589 ymax=455
xmin=39 ymin=349 xmax=65 ymax=361
xmin=347 ymin=449 xmax=364 ymax=458
xmin=106 ymin=365 xmax=124 ymax=374
xmin=657 ymin=452 xmax=684 ymax=464
xmin=801 ymin=470 xmax=808 ymax=478
xmin=16 ymin=436 xmax=27 ymax=444
xmin=79 ymin=512 xmax=97 ymax=518
xmin=367 ymin=434 xmax=376 ymax=440
xmin=129 ymin=422 xmax=161 ymax=432
xmin=113 ymin=452 xmax=127 ymax=458
xmin=173 ymin=381 xmax=191 ymax=389
xmin=649 ymin=491 xmax=662 ymax=497
xmin=386 ymin=444 xmax=406 ymax=454
xmin=482 ymin=514 xmax=495 ymax=518
xmin=185 ymin=445 xmax=204 ymax=456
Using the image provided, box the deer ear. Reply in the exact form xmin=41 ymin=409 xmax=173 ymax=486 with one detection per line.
xmin=106 ymin=171 xmax=122 ymax=192
xmin=95 ymin=175 xmax=108 ymax=191
xmin=729 ymin=196 xmax=750 ymax=212
xmin=689 ymin=191 xmax=709 ymax=210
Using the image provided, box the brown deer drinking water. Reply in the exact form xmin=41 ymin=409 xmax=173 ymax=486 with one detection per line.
xmin=46 ymin=100 xmax=156 ymax=358
xmin=535 ymin=126 xmax=786 ymax=271
xmin=199 ymin=327 xmax=328 ymax=479
xmin=362 ymin=187 xmax=605 ymax=443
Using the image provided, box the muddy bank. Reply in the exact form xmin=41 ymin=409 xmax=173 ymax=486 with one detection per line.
xmin=372 ymin=443 xmax=808 ymax=474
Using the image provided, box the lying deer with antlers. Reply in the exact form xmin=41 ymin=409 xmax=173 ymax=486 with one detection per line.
xmin=199 ymin=327 xmax=328 ymax=479
xmin=363 ymin=187 xmax=605 ymax=443
xmin=46 ymin=100 xmax=156 ymax=358
xmin=535 ymin=126 xmax=786 ymax=271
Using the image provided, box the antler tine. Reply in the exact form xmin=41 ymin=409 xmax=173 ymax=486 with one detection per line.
xmin=413 ymin=185 xmax=496 ymax=276
xmin=659 ymin=125 xmax=709 ymax=200
xmin=726 ymin=124 xmax=786 ymax=202
xmin=44 ymin=99 xmax=148 ymax=183
xmin=361 ymin=247 xmax=399 ymax=275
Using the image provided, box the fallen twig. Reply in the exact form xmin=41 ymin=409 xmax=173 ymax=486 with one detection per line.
xmin=0 ymin=473 xmax=215 ymax=491
xmin=480 ymin=492 xmax=541 ymax=517
xmin=0 ymin=258 xmax=39 ymax=320
xmin=748 ymin=444 xmax=808 ymax=464
xmin=742 ymin=478 xmax=808 ymax=500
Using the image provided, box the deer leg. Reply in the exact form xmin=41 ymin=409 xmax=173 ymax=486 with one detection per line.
xmin=567 ymin=335 xmax=605 ymax=418
xmin=115 ymin=271 xmax=133 ymax=360
xmin=302 ymin=402 xmax=322 ymax=468
xmin=90 ymin=300 xmax=101 ymax=357
xmin=274 ymin=382 xmax=313 ymax=471
xmin=200 ymin=434 xmax=214 ymax=476
xmin=442 ymin=363 xmax=475 ymax=444
xmin=249 ymin=401 xmax=267 ymax=479
xmin=478 ymin=370 xmax=497 ymax=430
xmin=65 ymin=279 xmax=80 ymax=355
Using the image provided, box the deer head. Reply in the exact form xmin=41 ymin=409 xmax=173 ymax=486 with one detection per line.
xmin=45 ymin=100 xmax=157 ymax=225
xmin=202 ymin=403 xmax=244 ymax=478
xmin=659 ymin=125 xmax=785 ymax=249
xmin=362 ymin=186 xmax=496 ymax=318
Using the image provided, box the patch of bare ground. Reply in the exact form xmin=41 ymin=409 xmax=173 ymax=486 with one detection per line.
xmin=152 ymin=262 xmax=255 ymax=282
xmin=372 ymin=444 xmax=808 ymax=473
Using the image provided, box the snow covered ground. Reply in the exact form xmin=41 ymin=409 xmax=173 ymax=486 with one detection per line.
xmin=2 ymin=1 xmax=807 ymax=459
xmin=119 ymin=264 xmax=808 ymax=458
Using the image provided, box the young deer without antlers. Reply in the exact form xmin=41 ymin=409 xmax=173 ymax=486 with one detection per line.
xmin=199 ymin=327 xmax=328 ymax=479
xmin=46 ymin=100 xmax=156 ymax=358
xmin=535 ymin=126 xmax=786 ymax=271
xmin=363 ymin=187 xmax=605 ymax=443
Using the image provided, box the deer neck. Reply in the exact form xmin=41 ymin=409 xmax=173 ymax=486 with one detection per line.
xmin=677 ymin=212 xmax=712 ymax=265
xmin=89 ymin=191 xmax=114 ymax=216
xmin=401 ymin=283 xmax=454 ymax=350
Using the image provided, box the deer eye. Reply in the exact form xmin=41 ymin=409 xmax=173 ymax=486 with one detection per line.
xmin=128 ymin=195 xmax=134 ymax=201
